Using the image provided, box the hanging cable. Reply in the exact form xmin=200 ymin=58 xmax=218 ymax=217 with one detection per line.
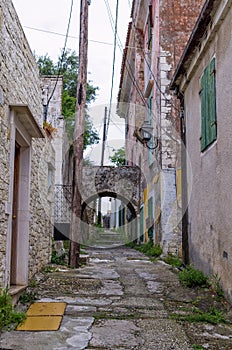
xmin=106 ymin=0 xmax=120 ymax=138
xmin=104 ymin=2 xmax=149 ymax=110
xmin=24 ymin=25 xmax=113 ymax=46
xmin=43 ymin=0 xmax=74 ymax=121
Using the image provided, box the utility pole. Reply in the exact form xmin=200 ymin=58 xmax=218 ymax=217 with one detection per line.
xmin=69 ymin=0 xmax=90 ymax=267
xmin=97 ymin=107 xmax=107 ymax=225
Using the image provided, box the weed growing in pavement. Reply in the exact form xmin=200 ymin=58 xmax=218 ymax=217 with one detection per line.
xmin=209 ymin=273 xmax=224 ymax=298
xmin=126 ymin=240 xmax=162 ymax=258
xmin=192 ymin=345 xmax=204 ymax=350
xmin=28 ymin=279 xmax=37 ymax=288
xmin=19 ymin=291 xmax=38 ymax=305
xmin=51 ymin=249 xmax=67 ymax=265
xmin=164 ymin=254 xmax=183 ymax=268
xmin=179 ymin=265 xmax=208 ymax=288
xmin=171 ymin=306 xmax=227 ymax=325
xmin=0 ymin=287 xmax=26 ymax=331
xmin=42 ymin=265 xmax=58 ymax=273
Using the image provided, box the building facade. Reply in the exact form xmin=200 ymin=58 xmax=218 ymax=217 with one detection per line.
xmin=118 ymin=0 xmax=205 ymax=255
xmin=171 ymin=0 xmax=232 ymax=299
xmin=0 ymin=0 xmax=55 ymax=294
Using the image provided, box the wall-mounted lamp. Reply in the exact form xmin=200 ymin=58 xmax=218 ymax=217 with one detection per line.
xmin=134 ymin=123 xmax=159 ymax=150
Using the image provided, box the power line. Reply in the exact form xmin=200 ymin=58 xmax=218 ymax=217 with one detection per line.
xmin=24 ymin=25 xmax=113 ymax=46
xmin=44 ymin=0 xmax=74 ymax=121
xmin=129 ymin=19 xmax=181 ymax=115
xmin=104 ymin=2 xmax=149 ymax=109
xmin=106 ymin=0 xmax=120 ymax=138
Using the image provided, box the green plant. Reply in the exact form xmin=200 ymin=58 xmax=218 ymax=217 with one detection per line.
xmin=0 ymin=287 xmax=26 ymax=331
xmin=43 ymin=265 xmax=58 ymax=273
xmin=28 ymin=280 xmax=37 ymax=288
xmin=192 ymin=345 xmax=204 ymax=350
xmin=126 ymin=240 xmax=162 ymax=258
xmin=179 ymin=265 xmax=208 ymax=288
xmin=51 ymin=250 xmax=66 ymax=265
xmin=19 ymin=291 xmax=38 ymax=305
xmin=139 ymin=241 xmax=162 ymax=257
xmin=164 ymin=254 xmax=183 ymax=268
xmin=171 ymin=307 xmax=226 ymax=325
xmin=209 ymin=273 xmax=224 ymax=298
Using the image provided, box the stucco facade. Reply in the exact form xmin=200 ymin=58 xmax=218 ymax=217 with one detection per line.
xmin=0 ymin=0 xmax=54 ymax=290
xmin=171 ymin=0 xmax=232 ymax=299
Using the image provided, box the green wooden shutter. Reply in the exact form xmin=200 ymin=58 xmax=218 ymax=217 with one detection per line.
xmin=140 ymin=207 xmax=144 ymax=241
xmin=208 ymin=58 xmax=217 ymax=142
xmin=201 ymin=58 xmax=217 ymax=151
xmin=200 ymin=71 xmax=207 ymax=151
xmin=148 ymin=197 xmax=153 ymax=218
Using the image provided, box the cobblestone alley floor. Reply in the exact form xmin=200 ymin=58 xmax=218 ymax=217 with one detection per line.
xmin=1 ymin=246 xmax=232 ymax=349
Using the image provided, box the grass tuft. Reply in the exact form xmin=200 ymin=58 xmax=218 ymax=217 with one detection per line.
xmin=179 ymin=265 xmax=208 ymax=288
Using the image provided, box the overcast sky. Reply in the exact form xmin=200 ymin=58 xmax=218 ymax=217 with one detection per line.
xmin=12 ymin=0 xmax=130 ymax=163
xmin=12 ymin=0 xmax=131 ymax=105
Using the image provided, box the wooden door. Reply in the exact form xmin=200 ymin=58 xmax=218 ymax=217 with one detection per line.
xmin=10 ymin=142 xmax=20 ymax=285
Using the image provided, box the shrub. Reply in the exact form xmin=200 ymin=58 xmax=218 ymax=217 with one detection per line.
xmin=179 ymin=265 xmax=208 ymax=288
xmin=164 ymin=254 xmax=183 ymax=268
xmin=0 ymin=287 xmax=26 ymax=330
xmin=19 ymin=291 xmax=38 ymax=305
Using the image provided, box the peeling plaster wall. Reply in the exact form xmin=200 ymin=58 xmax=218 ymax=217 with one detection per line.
xmin=183 ymin=3 xmax=232 ymax=300
xmin=157 ymin=0 xmax=205 ymax=253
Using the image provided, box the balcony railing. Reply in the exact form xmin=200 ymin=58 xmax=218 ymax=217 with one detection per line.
xmin=54 ymin=184 xmax=73 ymax=223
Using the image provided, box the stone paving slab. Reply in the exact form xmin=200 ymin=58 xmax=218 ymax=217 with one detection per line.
xmin=1 ymin=246 xmax=232 ymax=349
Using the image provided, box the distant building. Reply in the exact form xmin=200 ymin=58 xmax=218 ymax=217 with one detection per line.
xmin=171 ymin=0 xmax=232 ymax=299
xmin=118 ymin=0 xmax=205 ymax=254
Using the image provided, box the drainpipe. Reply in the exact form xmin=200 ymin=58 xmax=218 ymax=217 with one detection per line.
xmin=179 ymin=95 xmax=189 ymax=265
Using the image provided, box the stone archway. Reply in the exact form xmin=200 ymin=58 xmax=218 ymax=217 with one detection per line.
xmin=81 ymin=166 xmax=141 ymax=215
xmin=79 ymin=166 xmax=141 ymax=247
xmin=54 ymin=166 xmax=141 ymax=245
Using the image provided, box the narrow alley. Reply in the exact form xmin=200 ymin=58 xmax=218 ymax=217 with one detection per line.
xmin=1 ymin=246 xmax=232 ymax=350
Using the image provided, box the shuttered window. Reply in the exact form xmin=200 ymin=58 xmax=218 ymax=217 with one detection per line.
xmin=148 ymin=197 xmax=153 ymax=219
xmin=200 ymin=57 xmax=217 ymax=152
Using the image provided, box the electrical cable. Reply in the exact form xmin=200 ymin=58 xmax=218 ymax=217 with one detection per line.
xmin=44 ymin=0 xmax=74 ymax=121
xmin=106 ymin=0 xmax=120 ymax=138
xmin=104 ymin=2 xmax=149 ymax=110
xmin=129 ymin=19 xmax=181 ymax=114
xmin=105 ymin=1 xmax=180 ymax=130
xmin=24 ymin=25 xmax=113 ymax=46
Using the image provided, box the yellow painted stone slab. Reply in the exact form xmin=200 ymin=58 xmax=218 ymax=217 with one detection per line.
xmin=17 ymin=316 xmax=62 ymax=331
xmin=26 ymin=302 xmax=66 ymax=316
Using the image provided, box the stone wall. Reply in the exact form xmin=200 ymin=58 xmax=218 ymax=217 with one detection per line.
xmin=159 ymin=0 xmax=205 ymax=169
xmin=0 ymin=0 xmax=54 ymax=286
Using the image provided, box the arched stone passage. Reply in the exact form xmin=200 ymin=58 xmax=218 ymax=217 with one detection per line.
xmin=81 ymin=166 xmax=141 ymax=215
xmin=81 ymin=191 xmax=137 ymax=222
xmin=79 ymin=166 xmax=141 ymax=246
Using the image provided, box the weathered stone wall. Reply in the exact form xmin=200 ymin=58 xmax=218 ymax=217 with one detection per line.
xmin=29 ymin=139 xmax=54 ymax=279
xmin=159 ymin=0 xmax=205 ymax=169
xmin=0 ymin=0 xmax=54 ymax=286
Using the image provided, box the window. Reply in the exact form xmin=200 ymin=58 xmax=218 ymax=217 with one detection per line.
xmin=200 ymin=57 xmax=217 ymax=151
xmin=148 ymin=94 xmax=154 ymax=165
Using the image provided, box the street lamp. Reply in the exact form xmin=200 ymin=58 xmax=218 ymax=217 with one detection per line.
xmin=139 ymin=124 xmax=159 ymax=150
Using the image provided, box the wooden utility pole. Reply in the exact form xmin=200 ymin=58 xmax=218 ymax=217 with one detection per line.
xmin=97 ymin=106 xmax=108 ymax=224
xmin=69 ymin=0 xmax=90 ymax=267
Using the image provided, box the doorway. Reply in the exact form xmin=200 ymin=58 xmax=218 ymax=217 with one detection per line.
xmin=10 ymin=142 xmax=20 ymax=285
